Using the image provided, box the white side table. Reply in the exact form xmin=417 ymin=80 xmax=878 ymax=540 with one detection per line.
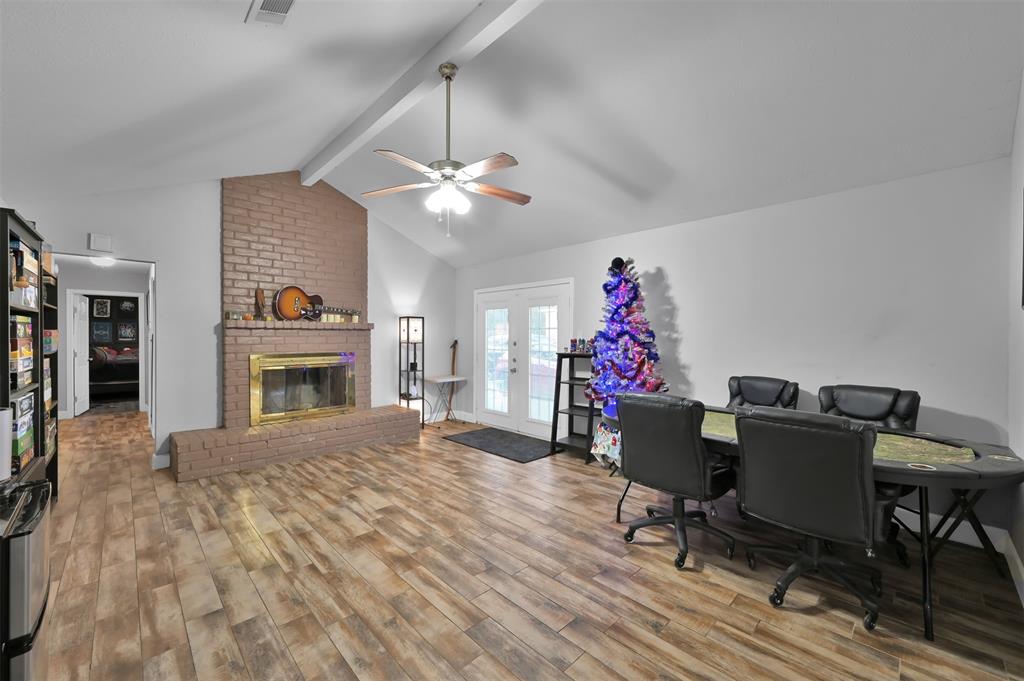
xmin=426 ymin=375 xmax=467 ymax=423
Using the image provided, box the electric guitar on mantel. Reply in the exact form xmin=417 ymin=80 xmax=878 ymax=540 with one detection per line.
xmin=273 ymin=285 xmax=360 ymax=322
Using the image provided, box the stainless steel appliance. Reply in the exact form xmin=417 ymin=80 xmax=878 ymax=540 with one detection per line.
xmin=1 ymin=480 xmax=51 ymax=681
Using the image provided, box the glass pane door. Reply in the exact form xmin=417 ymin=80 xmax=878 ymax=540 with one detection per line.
xmin=528 ymin=304 xmax=558 ymax=421
xmin=483 ymin=307 xmax=510 ymax=414
xmin=475 ymin=282 xmax=570 ymax=436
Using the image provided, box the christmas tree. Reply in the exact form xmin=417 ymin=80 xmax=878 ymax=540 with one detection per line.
xmin=587 ymin=257 xmax=667 ymax=407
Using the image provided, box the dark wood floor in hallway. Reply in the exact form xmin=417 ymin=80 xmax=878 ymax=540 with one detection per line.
xmin=47 ymin=411 xmax=1024 ymax=680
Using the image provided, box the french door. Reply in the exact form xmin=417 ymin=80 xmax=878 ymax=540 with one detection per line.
xmin=72 ymin=294 xmax=90 ymax=416
xmin=475 ymin=281 xmax=572 ymax=438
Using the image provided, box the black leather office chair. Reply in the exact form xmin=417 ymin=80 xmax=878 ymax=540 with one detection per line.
xmin=818 ymin=384 xmax=920 ymax=431
xmin=727 ymin=376 xmax=799 ymax=409
xmin=617 ymin=394 xmax=736 ymax=569
xmin=819 ymin=383 xmax=921 ymax=566
xmin=735 ymin=406 xmax=884 ymax=630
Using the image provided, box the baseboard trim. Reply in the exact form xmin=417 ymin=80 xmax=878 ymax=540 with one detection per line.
xmin=422 ymin=410 xmax=478 ymax=427
xmin=58 ymin=410 xmax=73 ymax=420
xmin=999 ymin=534 xmax=1024 ymax=608
xmin=151 ymin=453 xmax=170 ymax=470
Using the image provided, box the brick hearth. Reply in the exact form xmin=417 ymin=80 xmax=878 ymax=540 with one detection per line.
xmin=171 ymin=406 xmax=417 ymax=481
xmin=169 ymin=172 xmax=419 ymax=481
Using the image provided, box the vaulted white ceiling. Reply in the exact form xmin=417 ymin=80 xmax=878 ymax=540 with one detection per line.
xmin=3 ymin=1 xmax=1023 ymax=268
xmin=0 ymin=0 xmax=478 ymax=198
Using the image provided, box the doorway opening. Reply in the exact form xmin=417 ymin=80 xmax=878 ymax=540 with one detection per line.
xmin=55 ymin=254 xmax=156 ymax=434
xmin=473 ymin=279 xmax=573 ymax=439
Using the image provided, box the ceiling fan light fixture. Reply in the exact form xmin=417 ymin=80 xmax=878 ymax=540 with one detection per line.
xmin=425 ymin=181 xmax=471 ymax=215
xmin=363 ymin=62 xmax=530 ymax=220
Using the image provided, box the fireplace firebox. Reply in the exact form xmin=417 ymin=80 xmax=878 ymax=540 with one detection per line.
xmin=249 ymin=352 xmax=356 ymax=425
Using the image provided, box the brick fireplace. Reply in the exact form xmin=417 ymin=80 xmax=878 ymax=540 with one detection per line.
xmin=170 ymin=172 xmax=419 ymax=481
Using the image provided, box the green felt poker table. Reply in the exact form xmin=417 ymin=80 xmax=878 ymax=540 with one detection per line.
xmin=696 ymin=407 xmax=1024 ymax=488
xmin=603 ymin=404 xmax=1024 ymax=641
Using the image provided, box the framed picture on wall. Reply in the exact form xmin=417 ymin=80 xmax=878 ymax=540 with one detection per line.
xmin=93 ymin=298 xmax=111 ymax=318
xmin=92 ymin=321 xmax=113 ymax=343
xmin=117 ymin=322 xmax=138 ymax=341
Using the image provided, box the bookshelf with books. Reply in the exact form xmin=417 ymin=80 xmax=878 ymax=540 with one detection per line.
xmin=1 ymin=208 xmax=58 ymax=499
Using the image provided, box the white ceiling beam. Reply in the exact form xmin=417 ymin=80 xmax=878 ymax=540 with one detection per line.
xmin=299 ymin=0 xmax=542 ymax=187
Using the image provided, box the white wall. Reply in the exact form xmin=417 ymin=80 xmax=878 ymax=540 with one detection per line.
xmin=54 ymin=256 xmax=152 ymax=416
xmin=368 ymin=214 xmax=456 ymax=420
xmin=456 ymin=158 xmax=1013 ymax=525
xmin=0 ymin=4 xmax=4 ymax=209
xmin=13 ymin=181 xmax=221 ymax=455
xmin=1006 ymin=67 xmax=1024 ymax=564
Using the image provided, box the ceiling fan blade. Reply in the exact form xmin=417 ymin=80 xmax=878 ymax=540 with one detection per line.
xmin=362 ymin=182 xmax=435 ymax=198
xmin=464 ymin=182 xmax=531 ymax=206
xmin=374 ymin=149 xmax=437 ymax=177
xmin=457 ymin=153 xmax=519 ymax=180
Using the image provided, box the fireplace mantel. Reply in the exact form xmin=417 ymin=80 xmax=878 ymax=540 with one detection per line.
xmin=224 ymin=320 xmax=374 ymax=332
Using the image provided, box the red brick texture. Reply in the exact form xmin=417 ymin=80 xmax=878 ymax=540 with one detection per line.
xmin=170 ymin=406 xmax=421 ymax=482
xmin=169 ymin=172 xmax=419 ymax=482
xmin=221 ymin=320 xmax=372 ymax=429
xmin=221 ymin=171 xmax=368 ymax=316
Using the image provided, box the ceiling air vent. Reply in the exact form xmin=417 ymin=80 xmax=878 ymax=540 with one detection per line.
xmin=244 ymin=0 xmax=295 ymax=25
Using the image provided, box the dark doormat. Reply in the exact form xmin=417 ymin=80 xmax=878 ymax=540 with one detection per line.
xmin=444 ymin=427 xmax=552 ymax=463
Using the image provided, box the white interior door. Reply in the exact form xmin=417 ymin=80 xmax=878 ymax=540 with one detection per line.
xmin=475 ymin=282 xmax=571 ymax=438
xmin=146 ymin=278 xmax=156 ymax=435
xmin=72 ymin=294 xmax=90 ymax=416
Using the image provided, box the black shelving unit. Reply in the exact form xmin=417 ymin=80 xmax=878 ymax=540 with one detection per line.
xmin=398 ymin=316 xmax=425 ymax=429
xmin=0 ymin=208 xmax=58 ymax=499
xmin=549 ymin=351 xmax=600 ymax=459
xmin=42 ymin=266 xmax=58 ymax=499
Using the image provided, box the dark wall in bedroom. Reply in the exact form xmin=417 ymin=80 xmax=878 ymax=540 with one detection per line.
xmin=87 ymin=294 xmax=140 ymax=397
xmin=87 ymin=294 xmax=139 ymax=351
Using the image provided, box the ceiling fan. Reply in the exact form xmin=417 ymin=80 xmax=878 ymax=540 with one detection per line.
xmin=362 ymin=62 xmax=531 ymax=218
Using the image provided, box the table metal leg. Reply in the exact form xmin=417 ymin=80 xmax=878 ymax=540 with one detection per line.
xmin=929 ymin=489 xmax=1006 ymax=578
xmin=961 ymin=494 xmax=1008 ymax=579
xmin=445 ymin=383 xmax=456 ymax=421
xmin=931 ymin=489 xmax=983 ymax=552
xmin=616 ymin=480 xmax=632 ymax=524
xmin=919 ymin=486 xmax=934 ymax=641
xmin=928 ymin=497 xmax=959 ymax=541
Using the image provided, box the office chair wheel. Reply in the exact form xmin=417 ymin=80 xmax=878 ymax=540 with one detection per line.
xmin=871 ymin=576 xmax=883 ymax=596
xmin=746 ymin=552 xmax=756 ymax=570
xmin=769 ymin=588 xmax=785 ymax=608
xmin=624 ymin=530 xmax=635 ymax=543
xmin=863 ymin=611 xmax=878 ymax=631
xmin=674 ymin=553 xmax=686 ymax=570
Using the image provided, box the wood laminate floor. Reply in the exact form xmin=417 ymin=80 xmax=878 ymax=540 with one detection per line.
xmin=47 ymin=412 xmax=1024 ymax=680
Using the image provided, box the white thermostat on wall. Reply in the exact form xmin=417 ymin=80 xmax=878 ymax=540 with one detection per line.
xmin=88 ymin=232 xmax=114 ymax=253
